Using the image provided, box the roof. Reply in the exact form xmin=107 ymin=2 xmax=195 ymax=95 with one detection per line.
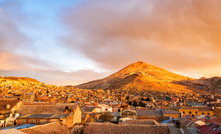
xmin=169 ymin=126 xmax=198 ymax=134
xmin=125 ymin=119 xmax=161 ymax=125
xmin=19 ymin=114 xmax=69 ymax=119
xmin=188 ymin=103 xmax=204 ymax=106
xmin=83 ymin=123 xmax=170 ymax=134
xmin=19 ymin=122 xmax=72 ymax=134
xmin=208 ymin=117 xmax=221 ymax=126
xmin=197 ymin=125 xmax=219 ymax=134
xmin=161 ymin=118 xmax=172 ymax=123
xmin=198 ymin=107 xmax=212 ymax=111
xmin=0 ymin=100 xmax=21 ymax=111
xmin=215 ymin=103 xmax=221 ymax=107
xmin=161 ymin=109 xmax=180 ymax=114
xmin=18 ymin=104 xmax=78 ymax=114
xmin=195 ymin=115 xmax=210 ymax=119
xmin=83 ymin=106 xmax=96 ymax=112
xmin=136 ymin=110 xmax=162 ymax=116
xmin=0 ymin=128 xmax=26 ymax=134
xmin=179 ymin=106 xmax=212 ymax=111
xmin=82 ymin=113 xmax=89 ymax=121
xmin=177 ymin=118 xmax=198 ymax=127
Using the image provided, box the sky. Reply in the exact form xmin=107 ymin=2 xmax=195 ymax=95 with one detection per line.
xmin=0 ymin=0 xmax=221 ymax=86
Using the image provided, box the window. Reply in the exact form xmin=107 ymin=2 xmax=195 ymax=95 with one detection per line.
xmin=202 ymin=113 xmax=204 ymax=115
xmin=183 ymin=111 xmax=185 ymax=114
xmin=208 ymin=113 xmax=210 ymax=115
xmin=189 ymin=111 xmax=191 ymax=114
xmin=195 ymin=111 xmax=198 ymax=114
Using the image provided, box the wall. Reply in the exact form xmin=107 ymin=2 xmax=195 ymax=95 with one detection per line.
xmin=179 ymin=109 xmax=213 ymax=116
xmin=73 ymin=106 xmax=82 ymax=124
xmin=198 ymin=111 xmax=213 ymax=116
xmin=163 ymin=113 xmax=181 ymax=118
xmin=11 ymin=101 xmax=23 ymax=113
xmin=179 ymin=109 xmax=198 ymax=115
xmin=213 ymin=109 xmax=221 ymax=117
xmin=66 ymin=114 xmax=73 ymax=128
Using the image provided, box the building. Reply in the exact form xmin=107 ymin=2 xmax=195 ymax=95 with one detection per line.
xmin=0 ymin=98 xmax=22 ymax=115
xmin=20 ymin=93 xmax=35 ymax=102
xmin=179 ymin=107 xmax=213 ymax=116
xmin=17 ymin=103 xmax=82 ymax=127
xmin=17 ymin=114 xmax=69 ymax=126
xmin=120 ymin=109 xmax=181 ymax=121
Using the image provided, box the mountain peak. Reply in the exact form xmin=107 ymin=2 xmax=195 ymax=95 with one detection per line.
xmin=75 ymin=61 xmax=195 ymax=93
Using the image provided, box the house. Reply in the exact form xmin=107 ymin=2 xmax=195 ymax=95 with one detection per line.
xmin=17 ymin=103 xmax=82 ymax=126
xmin=179 ymin=107 xmax=213 ymax=116
xmin=121 ymin=110 xmax=136 ymax=117
xmin=20 ymin=92 xmax=35 ymax=102
xmin=81 ymin=113 xmax=95 ymax=123
xmin=120 ymin=109 xmax=180 ymax=121
xmin=17 ymin=114 xmax=70 ymax=126
xmin=0 ymin=98 xmax=22 ymax=114
xmin=95 ymin=103 xmax=112 ymax=112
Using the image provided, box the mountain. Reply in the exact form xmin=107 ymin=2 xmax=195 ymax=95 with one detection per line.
xmin=175 ymin=76 xmax=221 ymax=93
xmin=75 ymin=61 xmax=207 ymax=93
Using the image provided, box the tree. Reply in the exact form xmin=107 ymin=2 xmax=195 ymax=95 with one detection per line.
xmin=128 ymin=101 xmax=132 ymax=106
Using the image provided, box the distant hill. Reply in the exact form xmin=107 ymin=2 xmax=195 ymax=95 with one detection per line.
xmin=0 ymin=76 xmax=40 ymax=83
xmin=75 ymin=61 xmax=208 ymax=93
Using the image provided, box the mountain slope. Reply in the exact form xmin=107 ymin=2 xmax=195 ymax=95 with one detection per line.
xmin=75 ymin=61 xmax=202 ymax=93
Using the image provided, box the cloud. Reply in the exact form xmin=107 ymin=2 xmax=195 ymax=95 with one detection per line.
xmin=0 ymin=1 xmax=30 ymax=52
xmin=61 ymin=0 xmax=221 ymax=78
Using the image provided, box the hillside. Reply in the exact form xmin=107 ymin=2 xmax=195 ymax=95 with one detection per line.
xmin=75 ymin=61 xmax=206 ymax=93
xmin=0 ymin=76 xmax=41 ymax=89
xmin=2 ymin=77 xmax=40 ymax=83
xmin=174 ymin=76 xmax=221 ymax=93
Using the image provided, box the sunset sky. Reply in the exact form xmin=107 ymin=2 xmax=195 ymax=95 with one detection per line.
xmin=1 ymin=0 xmax=221 ymax=85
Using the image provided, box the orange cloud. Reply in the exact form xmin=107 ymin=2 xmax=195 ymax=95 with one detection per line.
xmin=61 ymin=0 xmax=221 ymax=78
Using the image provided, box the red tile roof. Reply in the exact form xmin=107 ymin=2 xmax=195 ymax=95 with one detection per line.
xmin=197 ymin=125 xmax=218 ymax=134
xmin=208 ymin=117 xmax=221 ymax=126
